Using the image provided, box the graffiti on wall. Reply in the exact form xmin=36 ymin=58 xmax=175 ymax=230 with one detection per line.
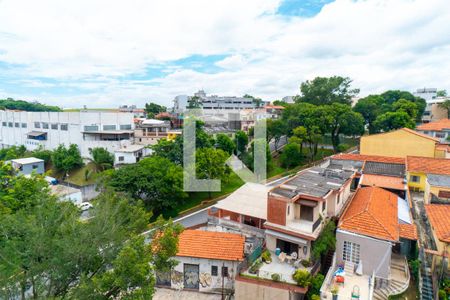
xmin=171 ymin=270 xmax=183 ymax=288
xmin=199 ymin=272 xmax=212 ymax=287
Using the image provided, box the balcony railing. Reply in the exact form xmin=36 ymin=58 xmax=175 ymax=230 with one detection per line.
xmin=287 ymin=218 xmax=323 ymax=235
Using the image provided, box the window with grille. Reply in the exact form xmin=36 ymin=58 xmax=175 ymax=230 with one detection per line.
xmin=222 ymin=266 xmax=228 ymax=277
xmin=51 ymin=123 xmax=58 ymax=130
xmin=35 ymin=122 xmax=40 ymax=128
xmin=42 ymin=123 xmax=49 ymax=129
xmin=410 ymin=175 xmax=420 ymax=183
xmin=60 ymin=124 xmax=68 ymax=131
xmin=343 ymin=241 xmax=360 ymax=264
xmin=211 ymin=266 xmax=218 ymax=276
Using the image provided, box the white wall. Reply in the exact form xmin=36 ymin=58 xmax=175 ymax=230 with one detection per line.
xmin=60 ymin=191 xmax=83 ymax=206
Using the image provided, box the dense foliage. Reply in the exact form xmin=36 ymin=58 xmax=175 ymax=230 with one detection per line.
xmin=311 ymin=220 xmax=336 ymax=260
xmin=52 ymin=144 xmax=84 ymax=174
xmin=145 ymin=102 xmax=167 ymax=118
xmin=89 ymin=147 xmax=114 ymax=171
xmin=0 ymin=98 xmax=61 ymax=112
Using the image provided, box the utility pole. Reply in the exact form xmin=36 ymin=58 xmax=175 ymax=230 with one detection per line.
xmin=221 ymin=262 xmax=225 ymax=300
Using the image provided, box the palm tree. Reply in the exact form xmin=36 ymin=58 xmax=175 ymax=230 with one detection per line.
xmin=438 ymin=100 xmax=450 ymax=119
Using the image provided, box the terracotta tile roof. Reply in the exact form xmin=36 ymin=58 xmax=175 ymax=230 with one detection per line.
xmin=399 ymin=224 xmax=418 ymax=240
xmin=339 ymin=187 xmax=399 ymax=241
xmin=360 ymin=174 xmax=406 ymax=190
xmin=417 ymin=119 xmax=450 ymax=132
xmin=176 ymin=230 xmax=245 ymax=261
xmin=425 ymin=205 xmax=450 ymax=243
xmin=406 ymin=156 xmax=450 ymax=175
xmin=436 ymin=144 xmax=450 ymax=151
xmin=332 ymin=153 xmax=405 ymax=165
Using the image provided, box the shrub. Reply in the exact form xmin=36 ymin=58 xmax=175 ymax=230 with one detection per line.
xmin=262 ymin=250 xmax=272 ymax=263
xmin=249 ymin=259 xmax=263 ymax=274
xmin=301 ymin=259 xmax=312 ymax=267
xmin=271 ymin=273 xmax=281 ymax=282
xmin=292 ymin=269 xmax=312 ymax=287
xmin=336 ymin=143 xmax=349 ymax=153
xmin=311 ymin=295 xmax=320 ymax=300
xmin=311 ymin=220 xmax=336 ymax=261
xmin=438 ymin=289 xmax=446 ymax=299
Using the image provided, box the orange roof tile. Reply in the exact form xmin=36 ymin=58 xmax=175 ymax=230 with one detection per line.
xmin=406 ymin=156 xmax=450 ymax=175
xmin=177 ymin=230 xmax=245 ymax=261
xmin=360 ymin=174 xmax=406 ymax=191
xmin=339 ymin=187 xmax=399 ymax=241
xmin=332 ymin=153 xmax=405 ymax=165
xmin=417 ymin=119 xmax=450 ymax=132
xmin=425 ymin=205 xmax=450 ymax=243
xmin=399 ymin=224 xmax=418 ymax=240
xmin=436 ymin=144 xmax=450 ymax=151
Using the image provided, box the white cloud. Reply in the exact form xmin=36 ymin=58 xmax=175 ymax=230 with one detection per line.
xmin=0 ymin=0 xmax=450 ymax=107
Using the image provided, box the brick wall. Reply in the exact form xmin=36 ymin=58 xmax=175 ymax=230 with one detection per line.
xmin=267 ymin=195 xmax=287 ymax=226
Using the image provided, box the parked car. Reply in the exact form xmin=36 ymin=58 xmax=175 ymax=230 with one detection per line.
xmin=78 ymin=202 xmax=93 ymax=211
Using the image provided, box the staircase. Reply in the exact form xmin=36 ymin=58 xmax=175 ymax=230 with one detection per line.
xmin=373 ymin=278 xmax=407 ymax=300
xmin=420 ymin=268 xmax=433 ymax=300
xmin=344 ymin=261 xmax=354 ymax=277
xmin=372 ymin=256 xmax=410 ymax=300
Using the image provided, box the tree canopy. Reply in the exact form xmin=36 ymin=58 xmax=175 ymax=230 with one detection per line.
xmin=89 ymin=147 xmax=114 ymax=171
xmin=0 ymin=98 xmax=61 ymax=112
xmin=145 ymin=102 xmax=167 ymax=118
xmin=215 ymin=133 xmax=235 ymax=155
xmin=52 ymin=144 xmax=84 ymax=175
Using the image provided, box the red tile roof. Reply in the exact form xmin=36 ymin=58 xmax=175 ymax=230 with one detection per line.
xmin=417 ymin=119 xmax=450 ymax=132
xmin=177 ymin=230 xmax=245 ymax=261
xmin=339 ymin=187 xmax=399 ymax=241
xmin=399 ymin=224 xmax=418 ymax=240
xmin=406 ymin=156 xmax=450 ymax=175
xmin=332 ymin=153 xmax=405 ymax=165
xmin=360 ymin=174 xmax=406 ymax=190
xmin=425 ymin=205 xmax=450 ymax=243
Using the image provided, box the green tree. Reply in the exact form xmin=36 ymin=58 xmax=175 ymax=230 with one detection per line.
xmin=267 ymin=119 xmax=287 ymax=152
xmin=311 ymin=220 xmax=336 ymax=261
xmin=89 ymin=147 xmax=114 ymax=171
xmin=438 ymin=100 xmax=450 ymax=119
xmin=280 ymin=143 xmax=301 ymax=168
xmin=0 ymin=98 xmax=61 ymax=112
xmin=108 ymin=156 xmax=187 ymax=213
xmin=374 ymin=111 xmax=415 ymax=132
xmin=243 ymin=94 xmax=263 ymax=108
xmin=235 ymin=130 xmax=249 ymax=155
xmin=307 ymin=274 xmax=325 ymax=299
xmin=292 ymin=269 xmax=312 ymax=287
xmin=353 ymin=95 xmax=385 ymax=133
xmin=32 ymin=147 xmax=53 ymax=165
xmin=292 ymin=126 xmax=308 ymax=155
xmin=324 ymin=103 xmax=365 ymax=152
xmin=380 ymin=90 xmax=426 ymax=121
xmin=392 ymin=99 xmax=419 ymax=119
xmin=151 ymin=136 xmax=183 ymax=165
xmin=272 ymin=100 xmax=289 ymax=107
xmin=51 ymin=144 xmax=83 ymax=175
xmin=437 ymin=90 xmax=447 ymax=97
xmin=296 ymin=76 xmax=359 ymax=106
xmin=145 ymin=102 xmax=167 ymax=118
xmin=196 ymin=148 xmax=230 ymax=199
xmin=187 ymin=95 xmax=201 ymax=108
xmin=215 ymin=133 xmax=235 ymax=155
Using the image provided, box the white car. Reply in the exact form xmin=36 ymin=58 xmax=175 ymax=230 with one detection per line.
xmin=78 ymin=202 xmax=93 ymax=211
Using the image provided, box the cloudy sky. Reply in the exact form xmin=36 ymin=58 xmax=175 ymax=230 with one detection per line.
xmin=0 ymin=0 xmax=449 ymax=108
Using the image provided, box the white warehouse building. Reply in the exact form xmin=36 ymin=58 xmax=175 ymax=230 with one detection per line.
xmin=0 ymin=110 xmax=135 ymax=158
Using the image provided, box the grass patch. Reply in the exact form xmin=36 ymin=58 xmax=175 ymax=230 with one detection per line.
xmin=50 ymin=163 xmax=98 ymax=186
xmin=161 ymin=171 xmax=244 ymax=219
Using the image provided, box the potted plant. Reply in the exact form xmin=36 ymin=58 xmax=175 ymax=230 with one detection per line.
xmin=331 ymin=285 xmax=339 ymax=300
xmin=261 ymin=249 xmax=272 ymax=264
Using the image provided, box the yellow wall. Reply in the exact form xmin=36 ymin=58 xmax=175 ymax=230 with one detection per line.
xmin=407 ymin=171 xmax=426 ymax=191
xmin=424 ymin=183 xmax=450 ymax=204
xmin=360 ymin=129 xmax=436 ymax=158
xmin=431 ymin=233 xmax=450 ymax=272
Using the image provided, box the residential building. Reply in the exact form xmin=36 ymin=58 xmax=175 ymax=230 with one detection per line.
xmin=321 ymin=186 xmax=417 ymax=300
xmin=114 ymin=144 xmax=151 ymax=166
xmin=50 ymin=184 xmax=83 ymax=205
xmin=414 ymin=88 xmax=438 ymax=102
xmin=406 ymin=156 xmax=450 ymax=192
xmin=422 ymin=98 xmax=449 ymax=123
xmin=264 ymin=163 xmax=354 ymax=261
xmin=417 ymin=119 xmax=450 ymax=143
xmin=360 ymin=128 xmax=440 ymax=158
xmin=0 ymin=110 xmax=135 ymax=158
xmin=9 ymin=157 xmax=45 ymax=175
xmin=424 ymin=174 xmax=450 ymax=203
xmin=424 ymin=205 xmax=450 ymax=272
xmin=157 ymin=230 xmax=244 ymax=295
xmin=134 ymin=118 xmax=171 ymax=146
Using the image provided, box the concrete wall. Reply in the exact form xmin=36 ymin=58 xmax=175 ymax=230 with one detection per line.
xmin=171 ymin=256 xmax=238 ymax=293
xmin=15 ymin=161 xmax=45 ymax=175
xmin=360 ymin=129 xmax=437 ymax=158
xmin=60 ymin=191 xmax=83 ymax=206
xmin=336 ymin=230 xmax=392 ymax=279
xmin=235 ymin=279 xmax=290 ymax=300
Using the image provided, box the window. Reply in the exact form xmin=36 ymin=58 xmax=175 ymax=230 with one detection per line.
xmin=60 ymin=123 xmax=68 ymax=131
xmin=287 ymin=205 xmax=290 ymax=215
xmin=410 ymin=175 xmax=420 ymax=183
xmin=120 ymin=124 xmax=132 ymax=130
xmin=118 ymin=156 xmax=124 ymax=162
xmin=436 ymin=132 xmax=446 ymax=138
xmin=211 ymin=266 xmax=218 ymax=276
xmin=343 ymin=241 xmax=360 ymax=264
xmin=14 ymin=122 xmax=19 ymax=128
xmin=2 ymin=122 xmax=6 ymax=126
xmin=84 ymin=125 xmax=99 ymax=131
xmin=32 ymin=164 xmax=38 ymax=169
xmin=42 ymin=122 xmax=49 ymax=129
xmin=8 ymin=122 xmax=13 ymax=127
xmin=322 ymin=201 xmax=326 ymax=212
xmin=21 ymin=123 xmax=27 ymax=128
xmin=35 ymin=122 xmax=41 ymax=128
xmin=103 ymin=125 xmax=116 ymax=131
xmin=222 ymin=266 xmax=228 ymax=277
xmin=337 ymin=194 xmax=341 ymax=204
xmin=51 ymin=123 xmax=58 ymax=130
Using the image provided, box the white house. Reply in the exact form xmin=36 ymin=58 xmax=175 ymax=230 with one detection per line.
xmin=0 ymin=110 xmax=135 ymax=158
xmin=9 ymin=157 xmax=45 ymax=176
xmin=114 ymin=144 xmax=152 ymax=166
xmin=157 ymin=230 xmax=245 ymax=295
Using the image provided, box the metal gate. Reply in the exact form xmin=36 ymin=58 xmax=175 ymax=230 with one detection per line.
xmin=183 ymin=264 xmax=199 ymax=290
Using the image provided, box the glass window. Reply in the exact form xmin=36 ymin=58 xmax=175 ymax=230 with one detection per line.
xmin=120 ymin=124 xmax=132 ymax=130
xmin=34 ymin=122 xmax=41 ymax=128
xmin=211 ymin=266 xmax=218 ymax=276
xmin=222 ymin=266 xmax=228 ymax=277
xmin=8 ymin=122 xmax=13 ymax=127
xmin=51 ymin=123 xmax=58 ymax=130
xmin=103 ymin=125 xmax=116 ymax=131
xmin=410 ymin=175 xmax=420 ymax=183
xmin=343 ymin=241 xmax=360 ymax=264
xmin=21 ymin=123 xmax=27 ymax=128
xmin=322 ymin=201 xmax=326 ymax=212
xmin=32 ymin=165 xmax=38 ymax=169
xmin=2 ymin=122 xmax=6 ymax=126
xmin=84 ymin=125 xmax=99 ymax=131
xmin=14 ymin=122 xmax=19 ymax=128
xmin=119 ymin=156 xmax=124 ymax=161
xmin=60 ymin=123 xmax=68 ymax=131
xmin=42 ymin=122 xmax=49 ymax=129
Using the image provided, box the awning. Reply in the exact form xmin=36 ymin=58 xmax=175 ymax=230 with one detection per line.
xmin=265 ymin=229 xmax=308 ymax=246
xmin=298 ymin=199 xmax=318 ymax=207
xmin=27 ymin=131 xmax=47 ymax=137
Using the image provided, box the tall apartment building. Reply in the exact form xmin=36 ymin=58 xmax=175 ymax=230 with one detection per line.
xmin=0 ymin=110 xmax=135 ymax=158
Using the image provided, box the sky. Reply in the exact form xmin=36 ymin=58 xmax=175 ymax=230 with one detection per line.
xmin=0 ymin=0 xmax=449 ymax=108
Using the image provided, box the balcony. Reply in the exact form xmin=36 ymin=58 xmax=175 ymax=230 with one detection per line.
xmin=286 ymin=217 xmax=323 ymax=237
